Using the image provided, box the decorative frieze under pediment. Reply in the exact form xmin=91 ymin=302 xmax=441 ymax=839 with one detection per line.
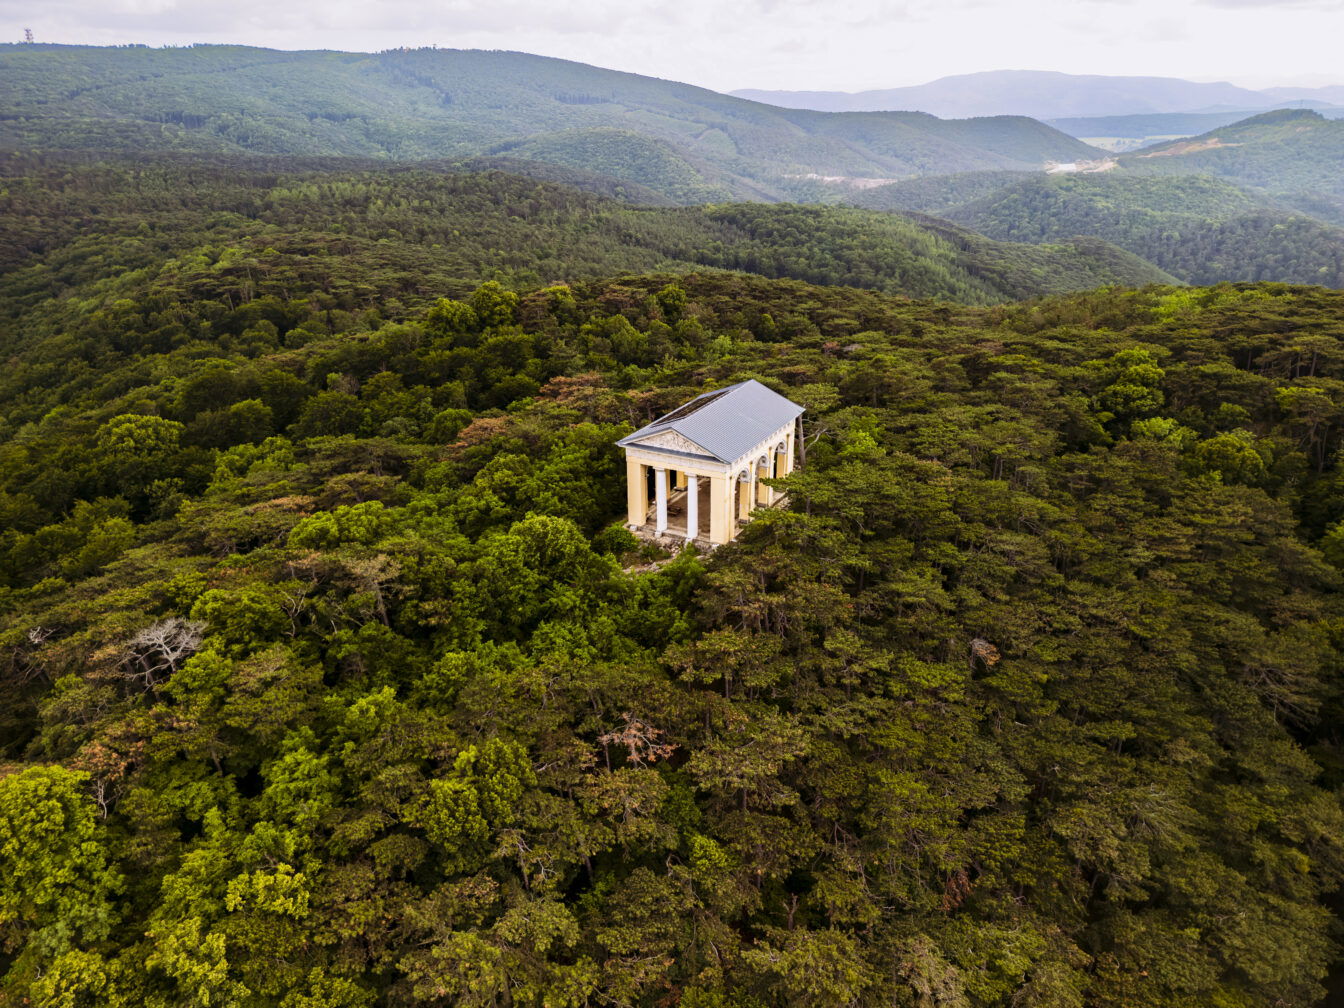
xmin=630 ymin=429 xmax=713 ymax=456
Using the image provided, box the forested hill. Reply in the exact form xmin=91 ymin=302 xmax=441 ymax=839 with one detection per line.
xmin=0 ymin=44 xmax=1101 ymax=201
xmin=836 ymin=108 xmax=1344 ymax=291
xmin=0 ymin=153 xmax=1173 ymax=356
xmin=3 ymin=268 xmax=1344 ymax=1005
xmin=1123 ymin=108 xmax=1344 ymax=225
xmin=848 ymin=170 xmax=1036 ymax=217
xmin=848 ymin=170 xmax=1344 ymax=289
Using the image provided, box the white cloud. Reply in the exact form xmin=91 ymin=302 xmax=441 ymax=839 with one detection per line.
xmin=3 ymin=0 xmax=1341 ymax=91
xmin=1199 ymin=0 xmax=1340 ymax=7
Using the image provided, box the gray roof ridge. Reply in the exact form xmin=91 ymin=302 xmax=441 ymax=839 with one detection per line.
xmin=617 ymin=378 xmax=803 ymax=464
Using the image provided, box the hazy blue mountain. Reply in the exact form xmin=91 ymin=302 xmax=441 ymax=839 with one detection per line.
xmin=1047 ymin=110 xmax=1284 ymax=146
xmin=1263 ymin=85 xmax=1344 ymax=106
xmin=1043 ymin=108 xmax=1344 ymax=153
xmin=0 ymin=44 xmax=1100 ymax=203
xmin=731 ymin=70 xmax=1282 ymax=119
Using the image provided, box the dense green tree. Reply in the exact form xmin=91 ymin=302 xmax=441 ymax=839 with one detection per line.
xmin=0 ymin=766 xmax=121 ymax=988
xmin=1 ymin=210 xmax=1343 ymax=1006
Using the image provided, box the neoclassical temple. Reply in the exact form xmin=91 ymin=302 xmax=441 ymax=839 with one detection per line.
xmin=617 ymin=379 xmax=804 ymax=546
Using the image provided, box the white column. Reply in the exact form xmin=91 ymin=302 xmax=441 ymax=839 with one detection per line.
xmin=685 ymin=475 xmax=699 ymax=541
xmin=655 ymin=468 xmax=668 ymax=533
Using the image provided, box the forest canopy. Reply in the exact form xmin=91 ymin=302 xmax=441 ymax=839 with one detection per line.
xmin=2 ymin=45 xmax=1344 ymax=1001
xmin=2 ymin=262 xmax=1344 ymax=1006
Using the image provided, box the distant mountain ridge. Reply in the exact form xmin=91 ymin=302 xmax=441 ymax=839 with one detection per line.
xmin=1264 ymin=84 xmax=1344 ymax=106
xmin=6 ymin=44 xmax=1340 ymax=293
xmin=0 ymin=44 xmax=1100 ymax=204
xmin=733 ymin=70 xmax=1342 ymax=120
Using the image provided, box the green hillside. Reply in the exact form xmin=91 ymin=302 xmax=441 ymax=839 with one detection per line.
xmin=850 ymin=171 xmax=1344 ymax=289
xmin=484 ymin=128 xmax=738 ymax=204
xmin=847 ymin=170 xmax=1033 ymax=215
xmin=0 ymin=154 xmax=1173 ymax=360
xmin=3 ymin=262 xmax=1344 ymax=1004
xmin=452 ymin=155 xmax=679 ymax=206
xmin=0 ymin=44 xmax=1102 ymax=202
xmin=1124 ymin=109 xmax=1344 ymax=225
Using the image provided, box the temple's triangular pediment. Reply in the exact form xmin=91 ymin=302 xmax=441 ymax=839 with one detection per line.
xmin=617 ymin=379 xmax=804 ymax=464
xmin=630 ymin=428 xmax=715 ymax=457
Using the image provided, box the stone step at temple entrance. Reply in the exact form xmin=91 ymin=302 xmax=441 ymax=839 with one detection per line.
xmin=643 ymin=477 xmax=712 ymax=544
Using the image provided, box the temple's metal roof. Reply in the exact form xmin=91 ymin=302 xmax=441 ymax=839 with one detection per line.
xmin=617 ymin=380 xmax=804 ymax=464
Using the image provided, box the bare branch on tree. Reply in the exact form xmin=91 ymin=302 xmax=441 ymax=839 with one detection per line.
xmin=122 ymin=617 xmax=206 ymax=691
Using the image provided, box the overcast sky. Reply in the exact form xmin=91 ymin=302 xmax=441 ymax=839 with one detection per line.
xmin=6 ymin=0 xmax=1342 ymax=93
